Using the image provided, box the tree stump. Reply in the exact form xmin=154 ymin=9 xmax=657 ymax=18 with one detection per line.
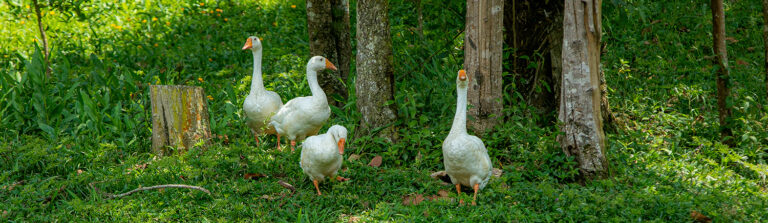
xmin=150 ymin=85 xmax=212 ymax=155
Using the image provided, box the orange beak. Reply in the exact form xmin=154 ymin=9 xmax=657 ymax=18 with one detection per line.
xmin=337 ymin=138 xmax=345 ymax=155
xmin=325 ymin=60 xmax=338 ymax=71
xmin=242 ymin=38 xmax=253 ymax=50
xmin=458 ymin=70 xmax=467 ymax=81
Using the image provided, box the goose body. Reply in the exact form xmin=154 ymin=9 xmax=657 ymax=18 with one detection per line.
xmin=270 ymin=56 xmax=336 ymax=151
xmin=442 ymin=70 xmax=492 ymax=205
xmin=242 ymin=36 xmax=283 ymax=146
xmin=300 ymin=125 xmax=347 ymax=195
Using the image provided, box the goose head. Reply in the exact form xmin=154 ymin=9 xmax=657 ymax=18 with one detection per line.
xmin=242 ymin=36 xmax=262 ymax=51
xmin=307 ymin=56 xmax=338 ymax=71
xmin=456 ymin=69 xmax=469 ymax=88
xmin=328 ymin=125 xmax=348 ymax=154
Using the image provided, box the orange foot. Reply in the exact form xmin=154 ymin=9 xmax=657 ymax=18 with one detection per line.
xmin=313 ymin=179 xmax=322 ymax=195
xmin=472 ymin=183 xmax=479 ymax=206
xmin=456 ymin=184 xmax=464 ymax=205
xmin=276 ymin=134 xmax=282 ymax=151
xmin=336 ymin=176 xmax=350 ymax=182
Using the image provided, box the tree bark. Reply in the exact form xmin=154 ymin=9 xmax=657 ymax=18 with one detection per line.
xmin=464 ymin=0 xmax=504 ymax=135
xmin=355 ymin=0 xmax=398 ymax=142
xmin=150 ymin=85 xmax=212 ymax=155
xmin=504 ymin=1 xmax=617 ymax=132
xmin=711 ymin=0 xmax=733 ymax=145
xmin=307 ymin=0 xmax=352 ymax=107
xmin=762 ymin=0 xmax=768 ymax=100
xmin=559 ymin=0 xmax=609 ymax=180
xmin=31 ymin=0 xmax=50 ymax=77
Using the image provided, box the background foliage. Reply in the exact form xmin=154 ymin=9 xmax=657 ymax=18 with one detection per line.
xmin=1 ymin=0 xmax=767 ymax=221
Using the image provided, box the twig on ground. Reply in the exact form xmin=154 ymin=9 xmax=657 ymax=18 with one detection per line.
xmin=90 ymin=182 xmax=212 ymax=199
xmin=277 ymin=180 xmax=295 ymax=194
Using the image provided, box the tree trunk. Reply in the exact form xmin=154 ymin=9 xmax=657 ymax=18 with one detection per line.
xmin=307 ymin=0 xmax=352 ymax=107
xmin=711 ymin=0 xmax=733 ymax=145
xmin=464 ymin=0 xmax=504 ymax=135
xmin=414 ymin=0 xmax=424 ymax=41
xmin=504 ymin=0 xmax=617 ymax=132
xmin=150 ymin=85 xmax=212 ymax=155
xmin=762 ymin=0 xmax=768 ymax=100
xmin=559 ymin=0 xmax=609 ymax=180
xmin=355 ymin=0 xmax=398 ymax=142
xmin=31 ymin=0 xmax=50 ymax=77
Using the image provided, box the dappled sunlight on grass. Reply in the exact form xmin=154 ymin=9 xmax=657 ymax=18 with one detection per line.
xmin=1 ymin=0 xmax=767 ymax=221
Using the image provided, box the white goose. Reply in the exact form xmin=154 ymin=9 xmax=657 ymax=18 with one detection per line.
xmin=242 ymin=36 xmax=283 ymax=146
xmin=442 ymin=69 xmax=492 ymax=206
xmin=269 ymin=56 xmax=336 ymax=151
xmin=300 ymin=125 xmax=347 ymax=195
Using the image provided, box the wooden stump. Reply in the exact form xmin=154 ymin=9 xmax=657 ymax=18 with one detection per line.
xmin=150 ymin=85 xmax=212 ymax=155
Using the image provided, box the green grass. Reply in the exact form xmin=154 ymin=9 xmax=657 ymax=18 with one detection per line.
xmin=2 ymin=0 xmax=768 ymax=221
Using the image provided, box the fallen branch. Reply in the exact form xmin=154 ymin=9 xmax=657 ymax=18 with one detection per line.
xmin=277 ymin=180 xmax=295 ymax=194
xmin=91 ymin=182 xmax=211 ymax=199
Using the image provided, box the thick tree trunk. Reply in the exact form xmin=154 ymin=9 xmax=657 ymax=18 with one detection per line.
xmin=306 ymin=0 xmax=352 ymax=107
xmin=464 ymin=0 xmax=503 ymax=135
xmin=504 ymin=0 xmax=616 ymax=132
xmin=150 ymin=85 xmax=212 ymax=155
xmin=559 ymin=0 xmax=609 ymax=180
xmin=711 ymin=0 xmax=733 ymax=145
xmin=763 ymin=0 xmax=768 ymax=100
xmin=355 ymin=0 xmax=398 ymax=142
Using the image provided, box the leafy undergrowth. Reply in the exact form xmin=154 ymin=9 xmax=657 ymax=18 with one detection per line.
xmin=2 ymin=0 xmax=768 ymax=221
xmin=2 ymin=135 xmax=766 ymax=222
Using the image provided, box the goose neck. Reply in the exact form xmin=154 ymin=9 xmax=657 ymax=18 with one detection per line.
xmin=449 ymin=85 xmax=468 ymax=135
xmin=306 ymin=68 xmax=327 ymax=100
xmin=249 ymin=49 xmax=264 ymax=95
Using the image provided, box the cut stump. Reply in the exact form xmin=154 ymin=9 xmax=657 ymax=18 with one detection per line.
xmin=150 ymin=85 xmax=211 ymax=155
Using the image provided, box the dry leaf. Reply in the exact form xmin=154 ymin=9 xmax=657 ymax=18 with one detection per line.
xmin=348 ymin=154 xmax=361 ymax=162
xmin=690 ymin=210 xmax=712 ymax=223
xmin=135 ymin=163 xmax=148 ymax=170
xmin=438 ymin=190 xmax=449 ymax=197
xmin=650 ymin=19 xmax=662 ymax=24
xmin=736 ymin=60 xmax=748 ymax=66
xmin=492 ymin=168 xmax=503 ymax=178
xmin=368 ymin=156 xmax=382 ymax=167
xmin=747 ymin=47 xmax=755 ymax=52
xmin=349 ymin=216 xmax=361 ymax=223
xmin=2 ymin=180 xmax=25 ymax=191
xmin=725 ymin=37 xmax=738 ymax=44
xmin=76 ymin=169 xmax=84 ymax=175
xmin=244 ymin=173 xmax=267 ymax=180
xmin=402 ymin=194 xmax=425 ymax=206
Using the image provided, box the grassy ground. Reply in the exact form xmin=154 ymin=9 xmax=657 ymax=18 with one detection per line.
xmin=2 ymin=0 xmax=768 ymax=221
